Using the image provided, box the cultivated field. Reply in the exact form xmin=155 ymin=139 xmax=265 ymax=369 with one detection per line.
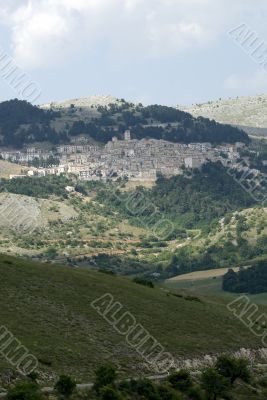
xmin=167 ymin=266 xmax=243 ymax=282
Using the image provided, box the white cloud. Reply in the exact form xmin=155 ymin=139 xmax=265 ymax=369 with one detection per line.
xmin=1 ymin=0 xmax=267 ymax=69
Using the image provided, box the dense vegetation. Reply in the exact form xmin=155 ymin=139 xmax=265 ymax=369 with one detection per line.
xmin=0 ymin=99 xmax=60 ymax=147
xmin=97 ymin=103 xmax=249 ymax=144
xmin=223 ymin=261 xmax=267 ymax=294
xmin=1 ymin=163 xmax=256 ymax=228
xmin=5 ymin=357 xmax=265 ymax=400
xmin=0 ymin=175 xmax=73 ymax=198
xmin=0 ymin=99 xmax=249 ymax=148
xmin=97 ymin=163 xmax=256 ymax=233
xmin=166 ymin=233 xmax=267 ymax=277
xmin=1 ymin=162 xmax=266 ymax=277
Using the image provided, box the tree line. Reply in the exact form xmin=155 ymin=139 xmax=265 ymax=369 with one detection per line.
xmin=223 ymin=261 xmax=267 ymax=294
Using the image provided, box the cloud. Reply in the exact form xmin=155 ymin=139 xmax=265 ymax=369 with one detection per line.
xmin=2 ymin=0 xmax=267 ymax=69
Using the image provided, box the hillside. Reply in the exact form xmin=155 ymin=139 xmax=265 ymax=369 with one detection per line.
xmin=0 ymin=254 xmax=264 ymax=384
xmin=181 ymin=93 xmax=267 ymax=136
xmin=0 ymin=164 xmax=265 ymax=277
xmin=98 ymin=162 xmax=256 ymax=233
xmin=0 ymin=98 xmax=249 ymax=148
xmin=163 ymin=206 xmax=267 ymax=278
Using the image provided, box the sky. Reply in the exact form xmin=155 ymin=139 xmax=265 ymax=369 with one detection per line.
xmin=0 ymin=0 xmax=267 ymax=106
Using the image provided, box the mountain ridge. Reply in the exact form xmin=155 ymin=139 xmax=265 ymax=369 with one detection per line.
xmin=0 ymin=98 xmax=249 ymax=148
xmin=181 ymin=93 xmax=267 ymax=135
xmin=40 ymin=95 xmax=124 ymax=110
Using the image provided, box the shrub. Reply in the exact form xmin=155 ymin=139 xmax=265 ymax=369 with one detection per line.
xmin=186 ymin=385 xmax=204 ymax=400
xmin=54 ymin=375 xmax=76 ymax=398
xmin=94 ymin=365 xmax=117 ymax=393
xmin=257 ymin=377 xmax=267 ymax=388
xmin=168 ymin=369 xmax=193 ymax=392
xmin=27 ymin=371 xmax=39 ymax=382
xmin=7 ymin=381 xmax=42 ymax=400
xmin=215 ymin=355 xmax=250 ymax=385
xmin=100 ymin=385 xmax=122 ymax=400
xmin=157 ymin=384 xmax=181 ymax=399
xmin=120 ymin=379 xmax=160 ymax=400
xmin=201 ymin=368 xmax=231 ymax=400
xmin=133 ymin=277 xmax=154 ymax=288
xmin=98 ymin=269 xmax=116 ymax=276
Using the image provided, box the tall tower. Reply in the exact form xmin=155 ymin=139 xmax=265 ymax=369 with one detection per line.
xmin=124 ymin=130 xmax=131 ymax=141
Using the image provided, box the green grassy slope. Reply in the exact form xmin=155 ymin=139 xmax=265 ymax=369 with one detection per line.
xmin=165 ymin=275 xmax=267 ymax=306
xmin=0 ymin=254 xmax=264 ymax=383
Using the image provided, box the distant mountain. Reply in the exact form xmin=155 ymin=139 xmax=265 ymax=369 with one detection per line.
xmin=181 ymin=93 xmax=267 ymax=137
xmin=0 ymin=97 xmax=249 ymax=148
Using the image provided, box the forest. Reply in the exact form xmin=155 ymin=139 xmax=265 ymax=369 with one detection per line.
xmin=0 ymin=175 xmax=72 ymax=198
xmin=96 ymin=163 xmax=256 ymax=233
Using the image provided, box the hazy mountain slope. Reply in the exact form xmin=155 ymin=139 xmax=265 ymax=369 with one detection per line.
xmin=181 ymin=93 xmax=267 ymax=136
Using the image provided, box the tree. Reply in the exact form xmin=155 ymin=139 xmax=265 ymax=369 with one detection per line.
xmin=168 ymin=369 xmax=193 ymax=392
xmin=215 ymin=355 xmax=250 ymax=385
xmin=99 ymin=385 xmax=122 ymax=400
xmin=222 ymin=261 xmax=267 ymax=294
xmin=27 ymin=371 xmax=39 ymax=382
xmin=157 ymin=384 xmax=181 ymax=399
xmin=94 ymin=364 xmax=117 ymax=393
xmin=201 ymin=368 xmax=230 ymax=400
xmin=7 ymin=381 xmax=43 ymax=400
xmin=119 ymin=379 xmax=160 ymax=400
xmin=186 ymin=385 xmax=204 ymax=400
xmin=54 ymin=375 xmax=76 ymax=398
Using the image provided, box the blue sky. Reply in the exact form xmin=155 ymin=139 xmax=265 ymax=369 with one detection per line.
xmin=0 ymin=0 xmax=267 ymax=106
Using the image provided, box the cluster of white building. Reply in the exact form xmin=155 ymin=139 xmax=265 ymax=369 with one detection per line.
xmin=0 ymin=147 xmax=55 ymax=163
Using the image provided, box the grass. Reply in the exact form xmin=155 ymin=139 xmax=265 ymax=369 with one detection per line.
xmin=0 ymin=254 xmax=265 ymax=384
xmin=164 ymin=275 xmax=267 ymax=305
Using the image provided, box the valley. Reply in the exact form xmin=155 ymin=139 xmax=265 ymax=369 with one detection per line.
xmin=1 ymin=95 xmax=267 ymax=399
xmin=0 ymin=163 xmax=267 ymax=279
xmin=2 ymin=1 xmax=267 ymax=397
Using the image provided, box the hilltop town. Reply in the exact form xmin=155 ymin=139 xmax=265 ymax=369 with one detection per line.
xmin=0 ymin=130 xmax=246 ymax=182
